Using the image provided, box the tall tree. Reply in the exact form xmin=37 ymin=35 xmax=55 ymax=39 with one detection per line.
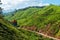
xmin=0 ymin=0 xmax=2 ymax=14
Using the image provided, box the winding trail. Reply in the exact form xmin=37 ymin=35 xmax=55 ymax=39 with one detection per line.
xmin=18 ymin=27 xmax=60 ymax=40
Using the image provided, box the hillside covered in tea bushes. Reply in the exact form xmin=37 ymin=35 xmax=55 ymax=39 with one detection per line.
xmin=0 ymin=14 xmax=54 ymax=40
xmin=4 ymin=5 xmax=60 ymax=39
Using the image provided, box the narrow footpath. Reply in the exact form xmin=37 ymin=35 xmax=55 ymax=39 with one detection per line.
xmin=18 ymin=27 xmax=60 ymax=40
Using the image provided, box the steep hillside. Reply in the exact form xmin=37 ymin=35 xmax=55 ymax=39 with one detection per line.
xmin=0 ymin=16 xmax=26 ymax=40
xmin=4 ymin=6 xmax=43 ymax=21
xmin=4 ymin=5 xmax=60 ymax=39
xmin=0 ymin=15 xmax=53 ymax=40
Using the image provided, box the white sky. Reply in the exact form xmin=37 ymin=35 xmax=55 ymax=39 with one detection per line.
xmin=0 ymin=0 xmax=49 ymax=12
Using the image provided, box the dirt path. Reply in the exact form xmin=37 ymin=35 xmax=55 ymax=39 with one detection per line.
xmin=18 ymin=28 xmax=60 ymax=40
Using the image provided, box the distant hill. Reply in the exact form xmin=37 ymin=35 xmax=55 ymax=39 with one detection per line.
xmin=4 ymin=6 xmax=44 ymax=21
xmin=4 ymin=5 xmax=60 ymax=38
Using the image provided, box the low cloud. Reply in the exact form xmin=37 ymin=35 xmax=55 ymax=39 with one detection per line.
xmin=38 ymin=3 xmax=50 ymax=6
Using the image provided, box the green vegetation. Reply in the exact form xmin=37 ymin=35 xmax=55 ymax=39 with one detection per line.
xmin=0 ymin=16 xmax=26 ymax=40
xmin=0 ymin=14 xmax=53 ymax=40
xmin=4 ymin=5 xmax=60 ymax=39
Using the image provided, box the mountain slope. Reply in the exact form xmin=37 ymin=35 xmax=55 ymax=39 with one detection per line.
xmin=4 ymin=6 xmax=43 ymax=21
xmin=0 ymin=15 xmax=53 ymax=40
xmin=4 ymin=5 xmax=60 ymax=39
xmin=0 ymin=16 xmax=25 ymax=40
